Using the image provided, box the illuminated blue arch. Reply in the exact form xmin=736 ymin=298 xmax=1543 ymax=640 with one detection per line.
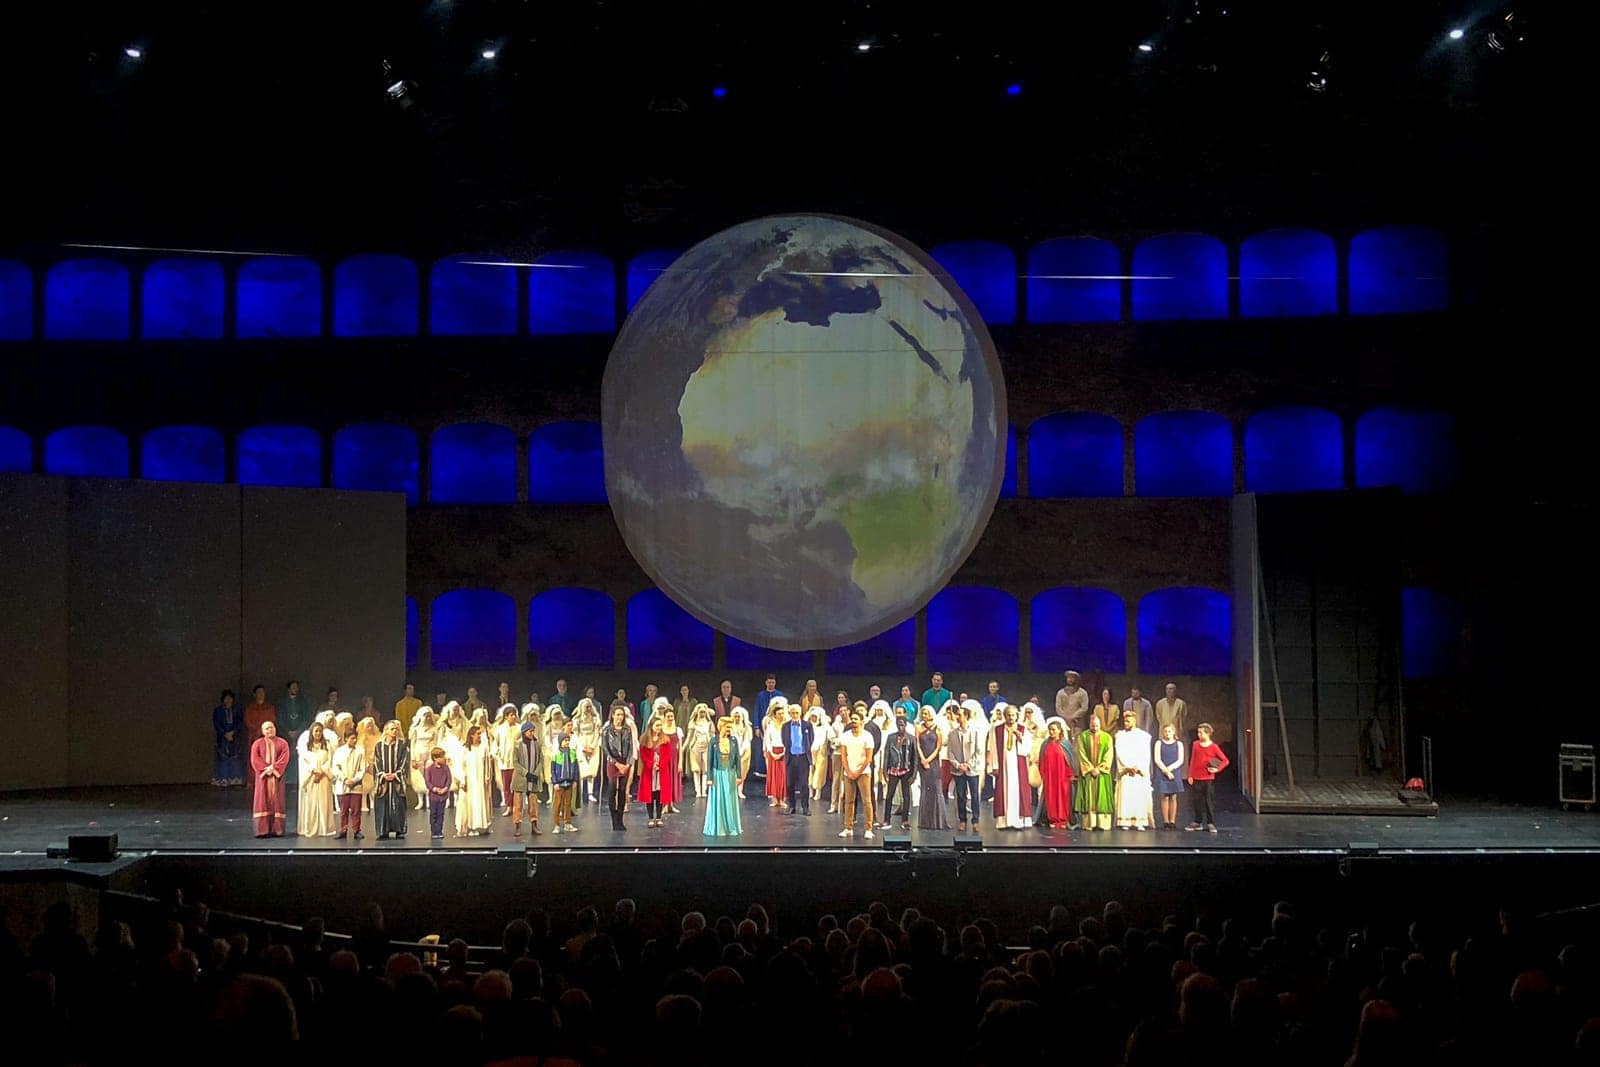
xmin=930 ymin=240 xmax=1017 ymax=325
xmin=626 ymin=249 xmax=684 ymax=313
xmin=825 ymin=618 xmax=915 ymax=676
xmin=0 ymin=426 xmax=29 ymax=472
xmin=1239 ymin=229 xmax=1337 ymax=318
xmin=431 ymin=589 xmax=517 ymax=671
xmin=405 ymin=596 xmax=419 ymax=670
xmin=1245 ymin=407 xmax=1344 ymax=493
xmin=726 ymin=636 xmax=813 ymax=673
xmin=528 ymin=421 xmax=606 ymax=504
xmin=1355 ymin=407 xmax=1458 ymax=494
xmin=1136 ymin=411 xmax=1233 ymax=497
xmin=334 ymin=254 xmax=418 ymax=337
xmin=1132 ymin=233 xmax=1228 ymax=320
xmin=1349 ymin=225 xmax=1449 ymax=314
xmin=429 ymin=255 xmax=518 ymax=336
xmin=627 ymin=589 xmax=713 ymax=670
xmin=0 ymin=259 xmax=33 ymax=340
xmin=1028 ymin=412 xmax=1124 ymax=498
xmin=1137 ymin=587 xmax=1231 ymax=675
xmin=141 ymin=425 xmax=225 ymax=483
xmin=45 ymin=259 xmax=130 ymax=339
xmin=1403 ymin=587 xmax=1464 ymax=680
xmin=1031 ymin=588 xmax=1127 ymax=673
xmin=429 ymin=423 xmax=517 ymax=504
xmin=927 ymin=586 xmax=1020 ymax=673
xmin=334 ymin=424 xmax=419 ymax=503
xmin=237 ymin=425 xmax=322 ymax=488
xmin=142 ymin=258 xmax=224 ymax=339
xmin=236 ymin=256 xmax=322 ymax=338
xmin=529 ymin=588 xmax=616 ymax=669
xmin=1025 ymin=237 xmax=1122 ymax=323
xmin=44 ymin=425 xmax=129 ymax=477
xmin=529 ymin=251 xmax=617 ymax=334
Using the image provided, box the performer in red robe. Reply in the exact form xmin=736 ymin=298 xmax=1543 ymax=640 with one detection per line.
xmin=637 ymin=721 xmax=681 ymax=827
xmin=250 ymin=721 xmax=291 ymax=837
xmin=764 ymin=708 xmax=787 ymax=807
xmin=987 ymin=706 xmax=1034 ymax=829
xmin=1038 ymin=718 xmax=1075 ymax=829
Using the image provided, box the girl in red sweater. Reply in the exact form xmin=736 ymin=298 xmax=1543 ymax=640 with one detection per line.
xmin=1184 ymin=722 xmax=1229 ymax=833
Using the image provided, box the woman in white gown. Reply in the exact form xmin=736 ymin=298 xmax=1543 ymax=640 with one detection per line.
xmin=297 ymin=727 xmax=337 ymax=837
xmin=440 ymin=701 xmax=468 ymax=745
xmin=730 ymin=707 xmax=754 ymax=783
xmin=408 ymin=707 xmax=437 ymax=809
xmin=807 ymin=708 xmax=831 ymax=799
xmin=455 ymin=724 xmax=494 ymax=836
xmin=572 ymin=699 xmax=602 ymax=804
xmin=685 ymin=704 xmax=713 ymax=798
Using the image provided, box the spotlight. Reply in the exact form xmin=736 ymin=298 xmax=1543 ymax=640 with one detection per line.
xmin=1306 ymin=49 xmax=1331 ymax=93
xmin=1005 ymin=82 xmax=1022 ymax=96
xmin=1448 ymin=27 xmax=1465 ymax=40
xmin=1137 ymin=42 xmax=1155 ymax=53
xmin=124 ymin=46 xmax=143 ymax=59
xmin=856 ymin=40 xmax=872 ymax=53
xmin=711 ymin=85 xmax=727 ymax=98
xmin=481 ymin=48 xmax=496 ymax=60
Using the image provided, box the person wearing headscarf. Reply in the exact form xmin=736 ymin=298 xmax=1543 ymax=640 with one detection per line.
xmin=1113 ymin=708 xmax=1154 ymax=831
xmin=763 ymin=697 xmax=789 ymax=808
xmin=357 ymin=716 xmax=380 ymax=811
xmin=297 ymin=723 xmax=336 ymax=837
xmin=408 ymin=707 xmax=437 ymax=810
xmin=806 ymin=707 xmax=831 ymax=800
xmin=729 ymin=707 xmax=754 ymax=782
xmin=510 ymin=719 xmax=545 ymax=837
xmin=543 ymin=705 xmax=566 ymax=812
xmin=868 ymin=699 xmax=893 ymax=810
xmin=915 ymin=705 xmax=951 ymax=830
xmin=440 ymin=701 xmax=468 ymax=745
xmin=249 ymin=722 xmax=291 ymax=837
xmin=372 ymin=719 xmax=409 ymax=838
xmin=703 ymin=715 xmax=743 ymax=837
xmin=492 ymin=704 xmax=521 ymax=816
xmin=685 ymin=703 xmax=713 ymax=798
xmin=573 ymin=698 xmax=602 ymax=805
xmin=1038 ymin=717 xmax=1075 ymax=830
xmin=600 ymin=705 xmax=636 ymax=831
xmin=987 ymin=704 xmax=1034 ymax=830
xmin=212 ymin=690 xmax=244 ymax=788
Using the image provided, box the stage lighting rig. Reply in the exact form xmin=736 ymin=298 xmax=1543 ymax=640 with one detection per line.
xmin=381 ymin=59 xmax=418 ymax=109
xmin=1486 ymin=10 xmax=1528 ymax=53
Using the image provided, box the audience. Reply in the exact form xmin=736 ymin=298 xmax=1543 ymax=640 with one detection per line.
xmin=2 ymin=891 xmax=1597 ymax=1065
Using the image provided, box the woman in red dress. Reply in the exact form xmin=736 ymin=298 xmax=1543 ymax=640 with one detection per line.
xmin=764 ymin=699 xmax=788 ymax=807
xmin=637 ymin=718 xmax=680 ymax=827
xmin=1038 ymin=717 xmax=1075 ymax=830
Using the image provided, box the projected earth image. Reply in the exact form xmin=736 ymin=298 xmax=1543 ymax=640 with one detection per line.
xmin=602 ymin=215 xmax=1007 ymax=651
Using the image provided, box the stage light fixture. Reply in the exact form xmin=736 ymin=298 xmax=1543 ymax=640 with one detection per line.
xmin=1486 ymin=11 xmax=1527 ymax=53
xmin=711 ymin=85 xmax=727 ymax=98
xmin=1006 ymin=82 xmax=1022 ymax=96
xmin=1448 ymin=27 xmax=1465 ymax=40
xmin=1306 ymin=50 xmax=1332 ymax=93
xmin=124 ymin=46 xmax=143 ymax=59
xmin=857 ymin=41 xmax=873 ymax=53
xmin=481 ymin=48 xmax=496 ymax=60
xmin=1138 ymin=42 xmax=1155 ymax=53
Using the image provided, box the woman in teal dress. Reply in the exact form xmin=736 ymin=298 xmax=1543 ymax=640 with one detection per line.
xmin=703 ymin=716 xmax=744 ymax=837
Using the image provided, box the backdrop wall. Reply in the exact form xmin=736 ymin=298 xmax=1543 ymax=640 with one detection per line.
xmin=0 ymin=475 xmax=405 ymax=790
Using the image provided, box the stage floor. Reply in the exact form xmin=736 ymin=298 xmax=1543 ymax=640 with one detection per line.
xmin=3 ymin=784 xmax=1598 ymax=858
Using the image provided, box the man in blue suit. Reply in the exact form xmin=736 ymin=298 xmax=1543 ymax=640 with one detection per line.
xmin=781 ymin=703 xmax=814 ymax=816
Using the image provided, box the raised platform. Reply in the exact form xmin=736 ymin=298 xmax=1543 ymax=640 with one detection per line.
xmin=1258 ymin=777 xmax=1439 ymax=816
xmin=3 ymin=785 xmax=1596 ymax=943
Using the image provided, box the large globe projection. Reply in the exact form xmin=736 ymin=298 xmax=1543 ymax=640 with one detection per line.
xmin=602 ymin=214 xmax=1007 ymax=652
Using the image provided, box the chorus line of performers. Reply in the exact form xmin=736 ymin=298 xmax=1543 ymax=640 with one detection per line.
xmin=237 ymin=671 xmax=1229 ymax=841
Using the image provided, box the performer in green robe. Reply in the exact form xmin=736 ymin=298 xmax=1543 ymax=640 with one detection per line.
xmin=1075 ymin=713 xmax=1115 ymax=831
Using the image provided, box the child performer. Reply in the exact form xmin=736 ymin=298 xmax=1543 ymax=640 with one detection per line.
xmin=424 ymin=746 xmax=453 ymax=841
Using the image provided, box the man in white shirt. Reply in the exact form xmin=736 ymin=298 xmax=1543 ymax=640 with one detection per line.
xmin=332 ymin=731 xmax=367 ymax=840
xmin=836 ymin=709 xmax=877 ymax=840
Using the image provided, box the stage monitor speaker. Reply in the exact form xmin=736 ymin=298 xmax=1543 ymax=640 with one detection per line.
xmin=67 ymin=832 xmax=118 ymax=862
xmin=1347 ymin=841 xmax=1380 ymax=857
xmin=495 ymin=845 xmax=528 ymax=859
xmin=953 ymin=834 xmax=983 ymax=852
xmin=881 ymin=832 xmax=912 ymax=852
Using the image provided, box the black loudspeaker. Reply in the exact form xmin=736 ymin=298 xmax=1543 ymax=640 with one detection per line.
xmin=953 ymin=834 xmax=984 ymax=852
xmin=495 ymin=845 xmax=528 ymax=859
xmin=880 ymin=832 xmax=912 ymax=851
xmin=1347 ymin=841 xmax=1380 ymax=857
xmin=67 ymin=833 xmax=118 ymax=862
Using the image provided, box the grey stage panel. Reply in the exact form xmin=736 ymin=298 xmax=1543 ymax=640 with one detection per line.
xmin=67 ymin=479 xmax=242 ymax=786
xmin=0 ymin=476 xmax=71 ymax=789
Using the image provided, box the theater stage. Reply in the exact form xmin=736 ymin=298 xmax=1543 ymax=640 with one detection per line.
xmin=4 ymin=786 xmax=1598 ymax=944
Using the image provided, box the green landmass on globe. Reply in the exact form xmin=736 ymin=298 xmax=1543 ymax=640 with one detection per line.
xmin=602 ymin=214 xmax=1007 ymax=652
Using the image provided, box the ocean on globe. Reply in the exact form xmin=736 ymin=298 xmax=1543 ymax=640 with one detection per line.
xmin=602 ymin=214 xmax=1007 ymax=652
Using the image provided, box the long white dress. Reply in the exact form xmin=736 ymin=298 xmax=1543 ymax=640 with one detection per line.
xmin=492 ymin=717 xmax=519 ymax=805
xmin=298 ymin=746 xmax=337 ymax=836
xmin=454 ymin=740 xmax=493 ymax=835
xmin=409 ymin=717 xmax=438 ymax=800
xmin=1114 ymin=727 xmax=1155 ymax=828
